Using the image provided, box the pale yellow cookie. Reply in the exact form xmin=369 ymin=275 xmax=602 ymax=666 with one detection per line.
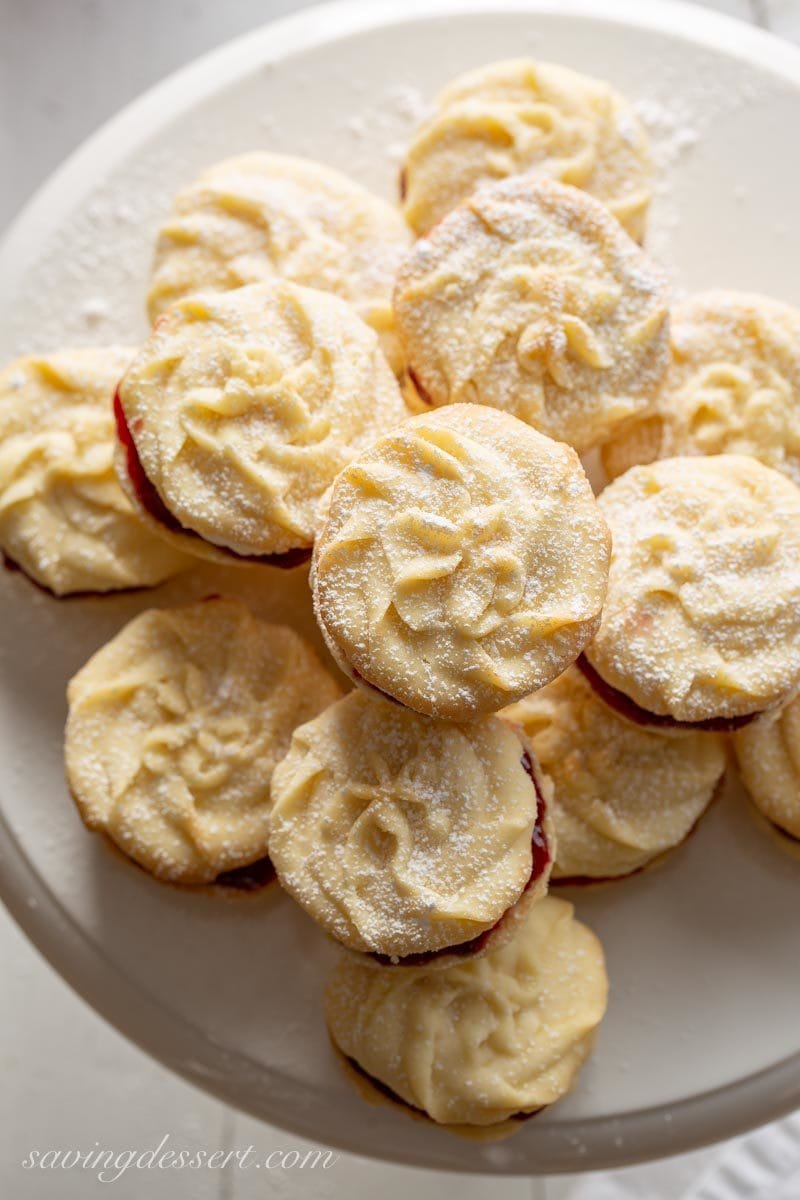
xmin=147 ymin=152 xmax=410 ymax=373
xmin=394 ymin=176 xmax=669 ymax=453
xmin=402 ymin=58 xmax=652 ymax=241
xmin=116 ymin=282 xmax=408 ymax=563
xmin=587 ymin=455 xmax=800 ymax=725
xmin=734 ymin=697 xmax=800 ymax=841
xmin=0 ymin=347 xmax=190 ymax=595
xmin=326 ymin=895 xmax=607 ymax=1127
xmin=603 ymin=292 xmax=800 ymax=483
xmin=269 ymin=689 xmax=552 ymax=962
xmin=503 ymin=667 xmax=726 ymax=880
xmin=311 ymin=404 xmax=611 ymax=719
xmin=65 ymin=597 xmax=342 ymax=885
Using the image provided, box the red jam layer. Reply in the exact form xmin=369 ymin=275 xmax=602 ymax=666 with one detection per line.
xmin=345 ymin=1055 xmax=542 ymax=1124
xmin=113 ymin=389 xmax=313 ymax=570
xmin=576 ymin=654 xmax=759 ymax=734
xmin=369 ymin=750 xmax=551 ymax=968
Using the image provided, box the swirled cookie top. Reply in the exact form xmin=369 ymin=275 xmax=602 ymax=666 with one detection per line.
xmin=503 ymin=667 xmax=726 ymax=879
xmin=312 ymin=404 xmax=611 ymax=719
xmin=588 ymin=455 xmax=800 ymax=722
xmin=117 ymin=282 xmax=409 ymax=558
xmin=402 ymin=58 xmax=652 ymax=240
xmin=326 ymin=895 xmax=607 ymax=1126
xmin=394 ymin=176 xmax=670 ymax=453
xmin=147 ymin=152 xmax=410 ymax=373
xmin=269 ymin=689 xmax=540 ymax=957
xmin=0 ymin=347 xmax=190 ymax=595
xmin=65 ymin=597 xmax=342 ymax=884
xmin=602 ymin=291 xmax=800 ymax=486
xmin=734 ymin=697 xmax=800 ymax=840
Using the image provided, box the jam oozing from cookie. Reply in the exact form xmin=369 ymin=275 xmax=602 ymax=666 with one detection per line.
xmin=370 ymin=750 xmax=551 ymax=967
xmin=576 ymin=653 xmax=759 ymax=733
xmin=215 ymin=855 xmax=276 ymax=892
xmin=344 ymin=1055 xmax=543 ymax=1124
xmin=114 ymin=389 xmax=313 ymax=569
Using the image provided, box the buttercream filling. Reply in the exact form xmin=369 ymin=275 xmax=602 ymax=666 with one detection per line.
xmin=114 ymin=389 xmax=312 ymax=569
xmin=576 ymin=653 xmax=759 ymax=733
xmin=369 ymin=749 xmax=550 ymax=967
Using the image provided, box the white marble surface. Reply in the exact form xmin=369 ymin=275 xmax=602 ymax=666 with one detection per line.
xmin=2 ymin=1 xmax=800 ymax=1197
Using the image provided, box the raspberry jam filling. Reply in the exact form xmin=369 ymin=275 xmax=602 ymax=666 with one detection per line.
xmin=344 ymin=1055 xmax=542 ymax=1124
xmin=369 ymin=750 xmax=551 ymax=968
xmin=576 ymin=653 xmax=759 ymax=734
xmin=113 ymin=389 xmax=312 ymax=570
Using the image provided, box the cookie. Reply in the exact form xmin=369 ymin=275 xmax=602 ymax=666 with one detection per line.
xmin=147 ymin=152 xmax=410 ymax=374
xmin=311 ymin=403 xmax=611 ymax=719
xmin=326 ymin=895 xmax=607 ymax=1127
xmin=603 ymin=292 xmax=800 ymax=484
xmin=734 ymin=696 xmax=800 ymax=842
xmin=394 ymin=176 xmax=669 ymax=452
xmin=65 ymin=597 xmax=342 ymax=886
xmin=116 ymin=282 xmax=408 ymax=564
xmin=0 ymin=347 xmax=190 ymax=596
xmin=503 ymin=666 xmax=726 ymax=881
xmin=586 ymin=455 xmax=800 ymax=727
xmin=269 ymin=689 xmax=553 ymax=964
xmin=401 ymin=58 xmax=652 ymax=240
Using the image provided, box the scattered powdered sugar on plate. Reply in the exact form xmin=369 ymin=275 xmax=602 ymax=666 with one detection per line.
xmin=632 ymin=52 xmax=769 ymax=282
xmin=340 ymin=81 xmax=431 ymax=166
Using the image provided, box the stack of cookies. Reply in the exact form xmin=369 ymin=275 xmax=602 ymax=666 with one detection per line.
xmin=3 ymin=55 xmax=800 ymax=1136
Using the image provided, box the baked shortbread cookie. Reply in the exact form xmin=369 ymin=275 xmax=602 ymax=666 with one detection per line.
xmin=269 ymin=689 xmax=553 ymax=965
xmin=116 ymin=281 xmax=408 ymax=565
xmin=326 ymin=895 xmax=607 ymax=1128
xmin=603 ymin=292 xmax=800 ymax=484
xmin=65 ymin=597 xmax=341 ymax=886
xmin=147 ymin=152 xmax=410 ymax=373
xmin=401 ymin=58 xmax=652 ymax=240
xmin=0 ymin=347 xmax=190 ymax=596
xmin=734 ymin=697 xmax=800 ymax=843
xmin=394 ymin=176 xmax=669 ymax=453
xmin=503 ymin=667 xmax=726 ymax=881
xmin=585 ymin=455 xmax=800 ymax=729
xmin=311 ymin=404 xmax=611 ymax=719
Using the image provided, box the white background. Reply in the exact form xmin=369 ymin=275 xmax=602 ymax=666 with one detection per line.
xmin=2 ymin=1 xmax=800 ymax=1198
